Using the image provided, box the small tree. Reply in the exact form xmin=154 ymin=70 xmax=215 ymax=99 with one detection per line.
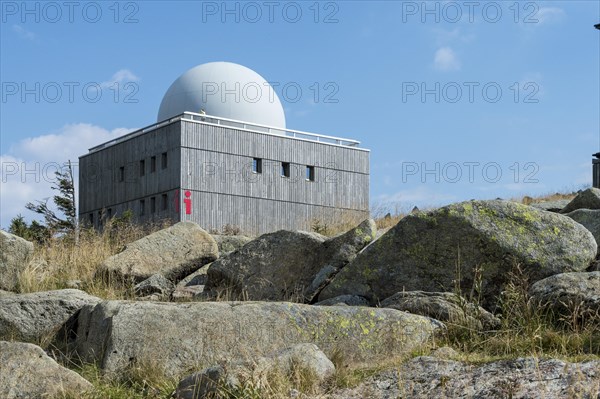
xmin=25 ymin=161 xmax=77 ymax=237
xmin=8 ymin=214 xmax=51 ymax=243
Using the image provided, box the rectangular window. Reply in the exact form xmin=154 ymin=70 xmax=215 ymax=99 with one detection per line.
xmin=306 ymin=165 xmax=315 ymax=181
xmin=107 ymin=208 xmax=112 ymax=219
xmin=119 ymin=166 xmax=124 ymax=182
xmin=89 ymin=213 xmax=94 ymax=226
xmin=139 ymin=159 xmax=145 ymax=177
xmin=281 ymin=162 xmax=290 ymax=178
xmin=97 ymin=211 xmax=103 ymax=228
xmin=161 ymin=194 xmax=168 ymax=211
xmin=140 ymin=199 xmax=145 ymax=216
xmin=252 ymin=158 xmax=262 ymax=174
xmin=161 ymin=152 xmax=168 ymax=169
xmin=151 ymin=197 xmax=156 ymax=214
xmin=150 ymin=156 xmax=156 ymax=173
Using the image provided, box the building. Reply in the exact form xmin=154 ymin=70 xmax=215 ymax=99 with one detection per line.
xmin=78 ymin=62 xmax=370 ymax=235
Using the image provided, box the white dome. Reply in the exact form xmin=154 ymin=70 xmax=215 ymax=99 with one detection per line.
xmin=157 ymin=62 xmax=286 ymax=128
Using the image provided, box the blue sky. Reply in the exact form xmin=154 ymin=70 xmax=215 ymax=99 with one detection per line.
xmin=1 ymin=0 xmax=599 ymax=228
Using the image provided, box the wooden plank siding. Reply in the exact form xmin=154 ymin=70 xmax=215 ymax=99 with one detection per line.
xmin=79 ymin=118 xmax=369 ymax=234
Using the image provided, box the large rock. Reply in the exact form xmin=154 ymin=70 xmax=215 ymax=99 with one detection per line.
xmin=529 ymin=271 xmax=600 ymax=318
xmin=328 ymin=357 xmax=600 ymax=398
xmin=319 ymin=200 xmax=597 ymax=308
xmin=565 ymin=209 xmax=600 ymax=253
xmin=0 ymin=230 xmax=34 ymax=291
xmin=0 ymin=341 xmax=92 ymax=398
xmin=380 ymin=291 xmax=501 ymax=331
xmin=561 ymin=187 xmax=600 ymax=213
xmin=73 ymin=300 xmax=442 ymax=377
xmin=175 ymin=343 xmax=335 ymax=399
xmin=99 ymin=222 xmax=218 ymax=283
xmin=0 ymin=289 xmax=101 ymax=344
xmin=205 ymin=219 xmax=376 ymax=301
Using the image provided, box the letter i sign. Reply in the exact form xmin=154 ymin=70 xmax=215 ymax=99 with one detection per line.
xmin=175 ymin=190 xmax=192 ymax=215
xmin=184 ymin=190 xmax=192 ymax=215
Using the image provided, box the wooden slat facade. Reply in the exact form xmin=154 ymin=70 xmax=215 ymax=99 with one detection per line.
xmin=79 ymin=119 xmax=369 ymax=235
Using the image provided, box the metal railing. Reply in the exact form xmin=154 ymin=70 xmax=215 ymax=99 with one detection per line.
xmin=88 ymin=112 xmax=362 ymax=153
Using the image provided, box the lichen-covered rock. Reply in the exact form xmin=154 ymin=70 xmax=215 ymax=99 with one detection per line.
xmin=73 ymin=300 xmax=442 ymax=377
xmin=529 ymin=271 xmax=600 ymax=318
xmin=561 ymin=187 xmax=600 ymax=213
xmin=380 ymin=291 xmax=501 ymax=331
xmin=327 ymin=357 xmax=600 ymax=398
xmin=0 ymin=230 xmax=34 ymax=291
xmin=206 ymin=219 xmax=376 ymax=302
xmin=565 ymin=209 xmax=600 ymax=253
xmin=319 ymin=200 xmax=597 ymax=308
xmin=99 ymin=222 xmax=218 ymax=283
xmin=0 ymin=289 xmax=101 ymax=344
xmin=0 ymin=341 xmax=92 ymax=398
xmin=175 ymin=344 xmax=335 ymax=399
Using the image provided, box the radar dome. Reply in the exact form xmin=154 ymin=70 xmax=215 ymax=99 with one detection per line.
xmin=157 ymin=62 xmax=286 ymax=128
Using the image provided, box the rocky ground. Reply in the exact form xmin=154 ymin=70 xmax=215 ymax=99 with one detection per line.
xmin=1 ymin=188 xmax=599 ymax=398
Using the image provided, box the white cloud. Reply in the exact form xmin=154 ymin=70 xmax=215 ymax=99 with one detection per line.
xmin=12 ymin=25 xmax=35 ymax=41
xmin=434 ymin=47 xmax=461 ymax=71
xmin=535 ymin=7 xmax=565 ymax=25
xmin=100 ymin=69 xmax=140 ymax=88
xmin=1 ymin=124 xmax=134 ymax=229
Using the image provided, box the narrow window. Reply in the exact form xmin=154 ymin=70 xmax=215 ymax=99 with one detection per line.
xmin=119 ymin=166 xmax=125 ymax=182
xmin=107 ymin=208 xmax=112 ymax=219
xmin=252 ymin=158 xmax=262 ymax=174
xmin=161 ymin=152 xmax=168 ymax=169
xmin=151 ymin=197 xmax=156 ymax=214
xmin=97 ymin=211 xmax=103 ymax=228
xmin=150 ymin=156 xmax=156 ymax=173
xmin=281 ymin=162 xmax=290 ymax=178
xmin=306 ymin=165 xmax=315 ymax=181
xmin=161 ymin=194 xmax=168 ymax=211
xmin=89 ymin=213 xmax=94 ymax=226
xmin=139 ymin=159 xmax=145 ymax=177
xmin=140 ymin=199 xmax=145 ymax=216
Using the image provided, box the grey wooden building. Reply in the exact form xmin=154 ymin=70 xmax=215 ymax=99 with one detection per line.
xmin=78 ymin=112 xmax=370 ymax=235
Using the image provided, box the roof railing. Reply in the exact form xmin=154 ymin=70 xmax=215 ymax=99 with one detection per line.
xmin=88 ymin=112 xmax=361 ymax=153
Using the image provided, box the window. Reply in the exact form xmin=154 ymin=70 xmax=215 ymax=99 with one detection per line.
xmin=140 ymin=199 xmax=145 ymax=216
xmin=119 ymin=166 xmax=124 ymax=182
xmin=151 ymin=197 xmax=156 ymax=214
xmin=139 ymin=160 xmax=145 ymax=177
xmin=281 ymin=162 xmax=290 ymax=178
xmin=150 ymin=156 xmax=156 ymax=173
xmin=89 ymin=213 xmax=94 ymax=226
xmin=161 ymin=152 xmax=168 ymax=169
xmin=306 ymin=165 xmax=315 ymax=181
xmin=161 ymin=194 xmax=168 ymax=211
xmin=252 ymin=158 xmax=262 ymax=174
xmin=107 ymin=208 xmax=112 ymax=219
xmin=97 ymin=211 xmax=103 ymax=228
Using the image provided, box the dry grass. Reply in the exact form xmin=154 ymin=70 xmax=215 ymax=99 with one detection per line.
xmin=17 ymin=219 xmax=172 ymax=299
